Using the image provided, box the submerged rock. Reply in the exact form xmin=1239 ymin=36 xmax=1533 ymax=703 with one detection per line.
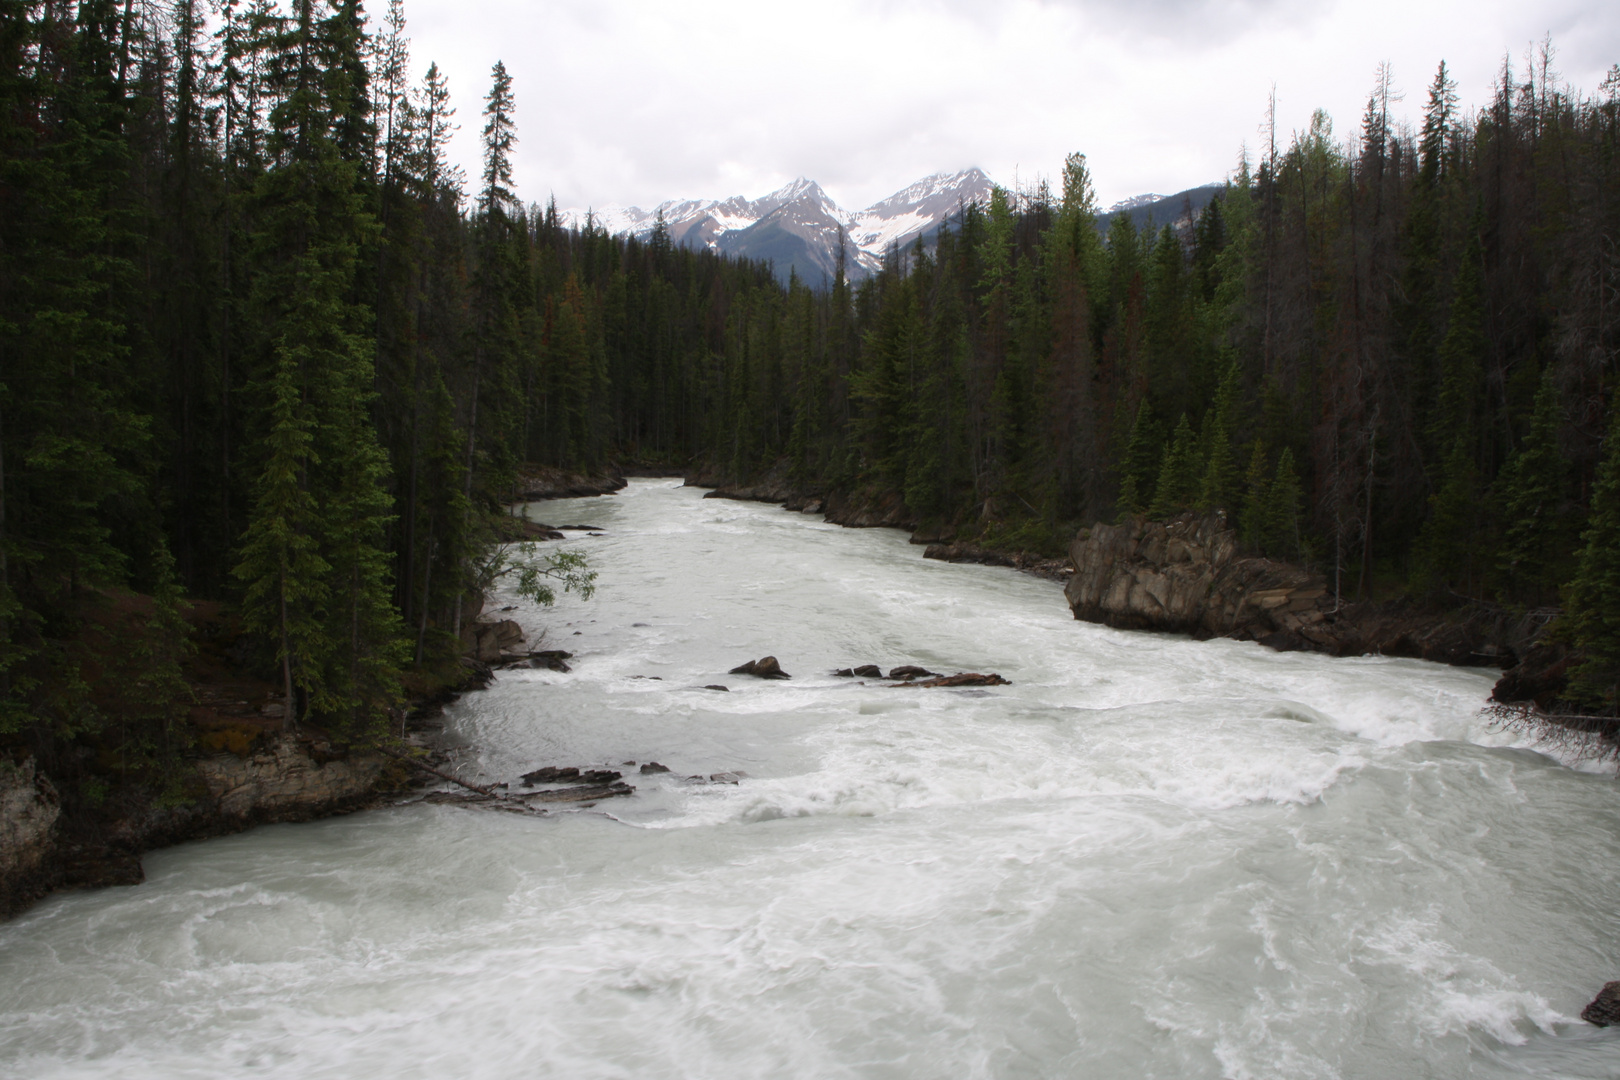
xmin=524 ymin=782 xmax=632 ymax=804
xmin=728 ymin=656 xmax=791 ymax=679
xmin=898 ymin=672 xmax=1011 ymax=688
xmin=887 ymin=665 xmax=939 ymax=680
xmin=639 ymin=762 xmax=671 ymax=774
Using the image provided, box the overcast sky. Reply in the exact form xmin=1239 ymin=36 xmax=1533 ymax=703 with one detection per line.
xmin=399 ymin=0 xmax=1619 ymax=213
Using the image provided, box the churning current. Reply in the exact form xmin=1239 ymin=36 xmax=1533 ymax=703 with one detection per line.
xmin=4 ymin=479 xmax=1620 ymax=1080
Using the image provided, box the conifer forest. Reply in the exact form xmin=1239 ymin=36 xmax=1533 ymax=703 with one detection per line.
xmin=3 ymin=0 xmax=1620 ymax=786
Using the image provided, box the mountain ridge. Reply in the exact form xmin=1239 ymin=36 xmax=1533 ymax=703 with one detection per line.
xmin=564 ymin=169 xmax=996 ymax=284
xmin=563 ymin=172 xmax=1226 ymax=284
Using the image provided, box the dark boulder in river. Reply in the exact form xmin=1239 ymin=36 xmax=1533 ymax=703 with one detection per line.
xmin=897 ymin=673 xmax=1011 ymax=688
xmin=1582 ymin=982 xmax=1620 ymax=1026
xmin=520 ymin=767 xmax=579 ymax=785
xmin=729 ymin=656 xmax=791 ymax=679
xmin=520 ymin=766 xmax=621 ymax=786
xmin=887 ymin=665 xmax=939 ymax=680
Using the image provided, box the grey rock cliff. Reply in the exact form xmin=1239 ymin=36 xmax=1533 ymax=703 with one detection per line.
xmin=1063 ymin=514 xmax=1549 ymax=677
xmin=3 ymin=736 xmax=396 ymax=919
xmin=0 ymin=759 xmax=60 ymax=890
xmin=193 ymin=735 xmax=389 ymax=820
xmin=1065 ymin=514 xmax=1328 ymax=642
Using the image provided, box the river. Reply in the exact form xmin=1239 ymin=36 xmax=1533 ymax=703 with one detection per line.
xmin=3 ymin=479 xmax=1619 ymax=1079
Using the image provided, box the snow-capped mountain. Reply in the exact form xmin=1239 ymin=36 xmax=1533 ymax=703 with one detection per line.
xmin=562 ymin=168 xmax=995 ymax=284
xmin=844 ymin=168 xmax=995 ymax=263
xmin=1106 ymin=192 xmax=1167 ymax=214
xmin=1105 ymin=185 xmax=1226 ymax=237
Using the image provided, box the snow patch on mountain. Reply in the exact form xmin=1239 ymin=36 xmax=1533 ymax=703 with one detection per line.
xmin=559 ymin=168 xmax=996 ymax=281
xmin=1106 ymin=193 xmax=1167 ymax=213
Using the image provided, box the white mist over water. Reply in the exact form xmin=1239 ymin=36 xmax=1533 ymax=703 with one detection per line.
xmin=4 ymin=479 xmax=1620 ymax=1079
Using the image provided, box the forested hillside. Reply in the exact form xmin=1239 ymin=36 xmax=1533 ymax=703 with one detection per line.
xmin=4 ymin=0 xmax=1620 ymax=792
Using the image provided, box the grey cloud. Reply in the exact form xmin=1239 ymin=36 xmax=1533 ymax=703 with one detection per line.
xmin=901 ymin=0 xmax=1320 ymax=43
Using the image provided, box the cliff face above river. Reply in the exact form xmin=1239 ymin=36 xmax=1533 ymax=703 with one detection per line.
xmin=1066 ymin=515 xmax=1325 ymax=643
xmin=1066 ymin=514 xmax=1556 ymax=684
xmin=1 ymin=734 xmax=405 ymax=919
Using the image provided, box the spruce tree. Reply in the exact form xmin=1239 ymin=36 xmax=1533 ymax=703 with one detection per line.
xmin=1565 ymin=406 xmax=1620 ymax=713
xmin=1494 ymin=369 xmax=1574 ymax=602
xmin=1149 ymin=414 xmax=1201 ymax=517
xmin=233 ymin=357 xmax=329 ymax=729
xmin=1414 ymin=436 xmax=1478 ymax=593
xmin=1264 ymin=449 xmax=1303 ymax=560
xmin=1240 ymin=442 xmax=1271 ymax=551
xmin=1414 ymin=220 xmax=1486 ymax=592
xmin=1116 ymin=400 xmax=1161 ymax=516
xmin=1198 ymin=360 xmax=1241 ymax=512
xmin=235 ymin=0 xmax=404 ymax=731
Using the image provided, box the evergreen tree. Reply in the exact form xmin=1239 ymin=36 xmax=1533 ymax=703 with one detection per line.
xmin=1494 ymin=370 xmax=1574 ymax=602
xmin=1149 ymin=414 xmax=1201 ymax=517
xmin=1565 ymin=407 xmax=1620 ymax=713
xmin=1240 ymin=442 xmax=1271 ymax=551
xmin=1264 ymin=449 xmax=1303 ymax=560
xmin=1414 ymin=435 xmax=1477 ymax=592
xmin=1117 ymin=400 xmax=1162 ymax=516
xmin=235 ymin=0 xmax=404 ymax=731
xmin=1198 ymin=360 xmax=1241 ymax=512
xmin=233 ymin=358 xmax=329 ymax=729
xmin=1414 ymin=220 xmax=1486 ymax=592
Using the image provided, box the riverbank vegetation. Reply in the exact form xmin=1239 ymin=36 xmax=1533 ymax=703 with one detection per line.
xmin=3 ymin=0 xmax=1620 ymax=817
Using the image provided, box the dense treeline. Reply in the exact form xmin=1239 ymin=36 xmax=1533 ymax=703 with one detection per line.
xmin=769 ymin=54 xmax=1620 ymax=706
xmin=0 ymin=0 xmax=794 ymax=767
xmin=793 ymin=57 xmax=1620 ymax=709
xmin=3 ymin=0 xmax=1620 ymax=788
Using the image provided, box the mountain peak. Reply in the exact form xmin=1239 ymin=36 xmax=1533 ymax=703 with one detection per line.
xmin=862 ymin=168 xmax=992 ymax=215
xmin=768 ymin=176 xmax=826 ymax=202
xmin=560 ymin=169 xmax=999 ymax=284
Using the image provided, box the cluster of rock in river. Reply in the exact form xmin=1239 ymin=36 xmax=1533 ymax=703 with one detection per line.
xmin=684 ymin=465 xmax=1562 ymax=706
xmin=722 ymin=656 xmax=1012 ymax=688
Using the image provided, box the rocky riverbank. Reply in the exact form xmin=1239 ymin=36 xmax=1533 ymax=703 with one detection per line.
xmin=686 ymin=464 xmax=920 ymax=530
xmin=0 ymin=730 xmax=417 ymax=919
xmin=0 ymin=585 xmax=547 ymax=920
xmin=512 ymin=465 xmax=628 ymax=502
xmin=1064 ymin=512 xmax=1565 ymax=703
xmin=687 ymin=467 xmax=1562 ymax=704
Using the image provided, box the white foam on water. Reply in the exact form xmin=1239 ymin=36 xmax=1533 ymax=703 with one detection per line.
xmin=4 ymin=481 xmax=1619 ymax=1079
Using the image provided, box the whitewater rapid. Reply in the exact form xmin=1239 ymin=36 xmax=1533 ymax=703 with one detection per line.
xmin=3 ymin=479 xmax=1619 ymax=1079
